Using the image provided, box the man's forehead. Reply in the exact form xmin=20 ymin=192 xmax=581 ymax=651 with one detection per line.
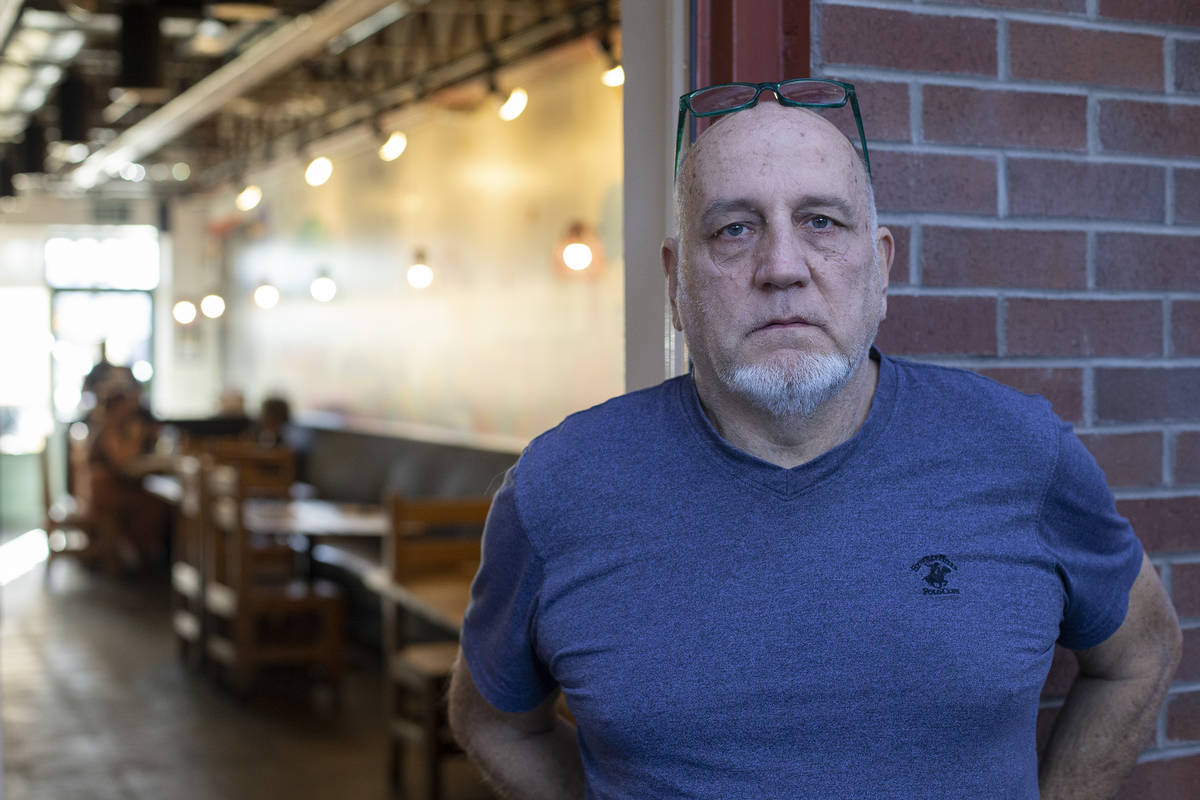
xmin=680 ymin=103 xmax=865 ymax=201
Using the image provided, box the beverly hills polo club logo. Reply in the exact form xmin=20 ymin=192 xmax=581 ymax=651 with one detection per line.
xmin=911 ymin=554 xmax=960 ymax=596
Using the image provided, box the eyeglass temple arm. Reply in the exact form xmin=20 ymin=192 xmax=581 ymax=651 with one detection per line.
xmin=674 ymin=102 xmax=689 ymax=179
xmin=848 ymin=92 xmax=871 ymax=178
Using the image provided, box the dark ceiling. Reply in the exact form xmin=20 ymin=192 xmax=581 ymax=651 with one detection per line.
xmin=0 ymin=0 xmax=619 ymax=195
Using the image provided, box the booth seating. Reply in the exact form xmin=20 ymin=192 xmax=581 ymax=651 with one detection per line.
xmin=384 ymin=494 xmax=492 ymax=800
xmin=203 ymin=464 xmax=344 ymax=696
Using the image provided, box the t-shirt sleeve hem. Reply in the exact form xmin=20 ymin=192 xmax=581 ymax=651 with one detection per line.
xmin=1056 ymin=534 xmax=1144 ymax=652
xmin=459 ymin=631 xmax=554 ymax=714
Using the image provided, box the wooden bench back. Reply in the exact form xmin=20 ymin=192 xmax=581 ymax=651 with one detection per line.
xmin=385 ymin=495 xmax=492 ymax=583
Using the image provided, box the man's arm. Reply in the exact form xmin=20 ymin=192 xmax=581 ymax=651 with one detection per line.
xmin=447 ymin=650 xmax=584 ymax=800
xmin=1039 ymin=553 xmax=1182 ymax=799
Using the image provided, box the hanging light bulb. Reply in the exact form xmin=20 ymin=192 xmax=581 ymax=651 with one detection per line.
xmin=200 ymin=294 xmax=225 ymax=318
xmin=304 ymin=156 xmax=333 ymax=186
xmin=235 ymin=183 xmax=262 ymax=211
xmin=172 ymin=300 xmax=197 ymax=324
xmin=497 ymin=87 xmax=528 ymax=121
xmin=310 ymin=274 xmax=337 ymax=302
xmin=562 ymin=241 xmax=593 ymax=271
xmin=407 ymin=249 xmax=433 ymax=289
xmin=253 ymin=282 xmax=280 ymax=309
xmin=379 ymin=131 xmax=407 ymax=162
xmin=601 ymin=64 xmax=624 ymax=87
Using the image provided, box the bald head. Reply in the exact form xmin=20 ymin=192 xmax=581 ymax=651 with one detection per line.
xmin=673 ymin=102 xmax=876 ymax=240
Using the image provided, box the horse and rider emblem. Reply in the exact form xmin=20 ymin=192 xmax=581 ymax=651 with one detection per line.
xmin=911 ymin=554 xmax=961 ymax=596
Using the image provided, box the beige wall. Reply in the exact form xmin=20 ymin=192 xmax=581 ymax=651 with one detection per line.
xmin=168 ymin=41 xmax=623 ymax=446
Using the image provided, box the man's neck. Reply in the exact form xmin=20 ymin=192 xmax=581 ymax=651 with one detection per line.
xmin=694 ymin=355 xmax=880 ymax=469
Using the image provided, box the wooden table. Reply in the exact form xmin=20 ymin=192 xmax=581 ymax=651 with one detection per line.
xmin=242 ymin=498 xmax=388 ymax=539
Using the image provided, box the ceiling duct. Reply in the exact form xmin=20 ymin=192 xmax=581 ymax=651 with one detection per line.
xmin=117 ymin=2 xmax=166 ymax=97
xmin=19 ymin=121 xmax=44 ymax=173
xmin=58 ymin=70 xmax=88 ymax=142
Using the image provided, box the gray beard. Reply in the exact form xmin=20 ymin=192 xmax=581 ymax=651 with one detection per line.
xmin=720 ymin=349 xmax=863 ymax=418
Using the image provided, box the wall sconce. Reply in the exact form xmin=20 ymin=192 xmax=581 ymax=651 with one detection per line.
xmin=553 ymin=221 xmax=604 ymax=277
xmin=407 ymin=249 xmax=433 ymax=289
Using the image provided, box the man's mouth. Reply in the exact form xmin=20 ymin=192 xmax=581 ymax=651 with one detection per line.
xmin=756 ymin=315 xmax=816 ymax=332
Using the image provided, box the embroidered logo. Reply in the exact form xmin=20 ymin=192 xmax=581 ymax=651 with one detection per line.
xmin=911 ymin=554 xmax=960 ymax=596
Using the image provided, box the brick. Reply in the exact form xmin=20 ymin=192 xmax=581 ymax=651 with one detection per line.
xmin=923 ymin=86 xmax=1086 ymax=150
xmin=923 ymin=228 xmax=1085 ymax=289
xmin=1008 ymin=159 xmax=1166 ymax=222
xmin=817 ymin=78 xmax=910 ymax=145
xmin=884 ymin=224 xmax=911 ymax=286
xmin=873 ymin=152 xmax=997 ymax=215
xmin=1077 ymin=432 xmax=1163 ymax=488
xmin=1117 ymin=496 xmax=1200 ymax=552
xmin=974 ymin=367 xmax=1083 ymax=422
xmin=1178 ymin=41 xmax=1200 ymax=95
xmin=875 ymin=295 xmax=997 ymax=356
xmin=1100 ymin=0 xmax=1200 ymax=27
xmin=1173 ymin=301 xmax=1200 ymax=357
xmin=1041 ymin=646 xmax=1079 ymax=698
xmin=1176 ymin=169 xmax=1200 ymax=225
xmin=1010 ymin=23 xmax=1163 ymax=92
xmin=1167 ymin=690 xmax=1200 ymax=742
xmin=1179 ymin=627 xmax=1200 ymax=683
xmin=1178 ymin=431 xmax=1200 ymax=485
xmin=953 ymin=0 xmax=1083 ymax=9
xmin=821 ymin=6 xmax=997 ymax=76
xmin=1118 ymin=754 xmax=1200 ymax=800
xmin=1100 ymin=100 xmax=1200 ymax=159
xmin=1006 ymin=299 xmax=1163 ymax=357
xmin=1097 ymin=369 xmax=1200 ymax=424
xmin=1096 ymin=234 xmax=1200 ymax=292
xmin=1174 ymin=563 xmax=1200 ymax=619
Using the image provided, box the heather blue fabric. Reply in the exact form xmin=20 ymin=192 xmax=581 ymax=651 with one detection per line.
xmin=460 ymin=351 xmax=1143 ymax=799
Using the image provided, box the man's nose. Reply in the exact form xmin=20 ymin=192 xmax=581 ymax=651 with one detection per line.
xmin=752 ymin=225 xmax=813 ymax=289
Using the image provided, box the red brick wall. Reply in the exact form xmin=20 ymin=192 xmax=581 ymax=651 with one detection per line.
xmin=814 ymin=0 xmax=1200 ymax=793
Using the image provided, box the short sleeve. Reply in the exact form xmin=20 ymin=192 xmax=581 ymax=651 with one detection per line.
xmin=460 ymin=465 xmax=557 ymax=712
xmin=1039 ymin=422 xmax=1144 ymax=651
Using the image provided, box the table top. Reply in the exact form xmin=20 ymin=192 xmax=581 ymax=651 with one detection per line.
xmin=366 ymin=570 xmax=473 ymax=632
xmin=243 ymin=498 xmax=388 ymax=538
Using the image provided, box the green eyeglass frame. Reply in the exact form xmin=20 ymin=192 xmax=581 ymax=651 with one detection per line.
xmin=674 ymin=78 xmax=870 ymax=179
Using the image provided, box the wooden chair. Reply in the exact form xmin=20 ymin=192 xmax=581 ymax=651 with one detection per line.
xmin=384 ymin=494 xmax=491 ymax=800
xmin=208 ymin=441 xmax=298 ymax=579
xmin=171 ymin=455 xmax=208 ymax=667
xmin=40 ymin=436 xmax=117 ymax=578
xmin=203 ymin=464 xmax=343 ymax=699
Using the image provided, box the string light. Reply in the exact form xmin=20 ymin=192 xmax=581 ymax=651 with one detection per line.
xmin=200 ymin=294 xmax=225 ymax=318
xmin=235 ymin=184 xmax=262 ymax=211
xmin=304 ymin=156 xmax=332 ymax=186
xmin=172 ymin=300 xmax=197 ymax=324
xmin=253 ymin=283 xmax=280 ymax=309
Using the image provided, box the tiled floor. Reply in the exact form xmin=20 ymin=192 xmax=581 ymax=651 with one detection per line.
xmin=0 ymin=552 xmax=491 ymax=800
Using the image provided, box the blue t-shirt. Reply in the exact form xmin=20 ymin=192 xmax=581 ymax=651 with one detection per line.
xmin=461 ymin=352 xmax=1143 ymax=799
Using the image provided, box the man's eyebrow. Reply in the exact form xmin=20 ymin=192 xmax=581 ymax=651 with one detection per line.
xmin=701 ymin=199 xmax=762 ymax=219
xmin=700 ymin=194 xmax=859 ymax=220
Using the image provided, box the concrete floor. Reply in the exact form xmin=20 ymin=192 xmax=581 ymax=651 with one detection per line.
xmin=0 ymin=550 xmax=491 ymax=800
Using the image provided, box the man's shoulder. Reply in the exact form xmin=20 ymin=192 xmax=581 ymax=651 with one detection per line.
xmin=884 ymin=354 xmax=1060 ymax=442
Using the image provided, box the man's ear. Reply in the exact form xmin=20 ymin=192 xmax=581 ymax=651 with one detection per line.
xmin=875 ymin=226 xmax=895 ymax=318
xmin=662 ymin=237 xmax=684 ymax=332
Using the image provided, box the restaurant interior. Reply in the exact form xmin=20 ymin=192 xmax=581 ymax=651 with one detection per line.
xmin=0 ymin=0 xmax=686 ymax=797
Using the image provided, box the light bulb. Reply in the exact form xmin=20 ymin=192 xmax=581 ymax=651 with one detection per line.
xmin=200 ymin=294 xmax=225 ymax=318
xmin=172 ymin=162 xmax=191 ymax=181
xmin=601 ymin=65 xmax=624 ymax=87
xmin=235 ymin=184 xmax=262 ymax=211
xmin=304 ymin=156 xmax=333 ymax=186
xmin=562 ymin=242 xmax=593 ymax=271
xmin=407 ymin=263 xmax=433 ymax=289
xmin=310 ymin=275 xmax=337 ymax=302
xmin=498 ymin=87 xmax=528 ymax=121
xmin=379 ymin=131 xmax=407 ymax=161
xmin=172 ymin=300 xmax=197 ymax=324
xmin=253 ymin=283 xmax=280 ymax=309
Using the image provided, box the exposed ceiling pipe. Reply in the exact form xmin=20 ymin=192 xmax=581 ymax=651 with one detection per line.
xmin=69 ymin=0 xmax=409 ymax=189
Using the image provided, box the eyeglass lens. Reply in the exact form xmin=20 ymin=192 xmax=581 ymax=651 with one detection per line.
xmin=689 ymin=81 xmax=847 ymax=114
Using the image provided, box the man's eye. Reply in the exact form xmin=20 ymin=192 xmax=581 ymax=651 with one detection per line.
xmin=718 ymin=223 xmax=748 ymax=238
xmin=809 ymin=216 xmax=833 ymax=230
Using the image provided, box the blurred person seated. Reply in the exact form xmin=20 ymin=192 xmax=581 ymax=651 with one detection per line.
xmin=247 ymin=395 xmax=291 ymax=448
xmin=78 ymin=388 xmax=172 ymax=572
xmin=81 ymin=340 xmax=137 ymax=412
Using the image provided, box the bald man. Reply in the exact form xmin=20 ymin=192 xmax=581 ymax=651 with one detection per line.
xmin=449 ymin=89 xmax=1180 ymax=799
